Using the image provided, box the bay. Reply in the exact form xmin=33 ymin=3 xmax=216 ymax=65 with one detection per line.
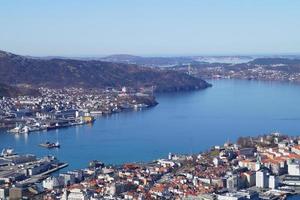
xmin=1 ymin=79 xmax=300 ymax=170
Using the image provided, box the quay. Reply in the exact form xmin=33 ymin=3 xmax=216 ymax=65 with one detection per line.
xmin=18 ymin=162 xmax=69 ymax=186
xmin=1 ymin=87 xmax=157 ymax=134
xmin=0 ymin=148 xmax=68 ymax=192
xmin=40 ymin=162 xmax=69 ymax=176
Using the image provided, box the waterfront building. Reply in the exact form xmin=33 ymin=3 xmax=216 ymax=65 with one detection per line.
xmin=217 ymin=190 xmax=259 ymax=200
xmin=9 ymin=154 xmax=37 ymax=165
xmin=28 ymin=161 xmax=52 ymax=176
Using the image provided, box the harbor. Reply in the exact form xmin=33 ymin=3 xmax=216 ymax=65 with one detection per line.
xmin=1 ymin=80 xmax=300 ymax=199
xmin=1 ymin=79 xmax=300 ymax=169
xmin=0 ymin=87 xmax=157 ymax=135
xmin=0 ymin=148 xmax=68 ymax=198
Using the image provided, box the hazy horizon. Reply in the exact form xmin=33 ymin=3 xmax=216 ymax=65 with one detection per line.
xmin=3 ymin=50 xmax=300 ymax=58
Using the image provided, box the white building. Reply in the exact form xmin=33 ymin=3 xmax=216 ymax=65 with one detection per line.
xmin=278 ymin=141 xmax=288 ymax=149
xmin=157 ymin=159 xmax=175 ymax=167
xmin=269 ymin=175 xmax=278 ymax=189
xmin=60 ymin=173 xmax=76 ymax=186
xmin=213 ymin=157 xmax=222 ymax=167
xmin=288 ymin=160 xmax=300 ymax=176
xmin=0 ymin=188 xmax=8 ymax=200
xmin=226 ymin=174 xmax=239 ymax=190
xmin=67 ymin=188 xmax=90 ymax=200
xmin=43 ymin=176 xmax=63 ymax=190
xmin=218 ymin=190 xmax=259 ymax=200
xmin=256 ymin=170 xmax=269 ymax=188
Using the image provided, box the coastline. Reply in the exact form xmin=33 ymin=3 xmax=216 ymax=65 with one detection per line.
xmin=39 ymin=133 xmax=300 ymax=199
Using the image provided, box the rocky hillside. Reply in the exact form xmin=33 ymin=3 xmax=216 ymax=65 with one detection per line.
xmin=0 ymin=83 xmax=40 ymax=97
xmin=0 ymin=50 xmax=211 ymax=92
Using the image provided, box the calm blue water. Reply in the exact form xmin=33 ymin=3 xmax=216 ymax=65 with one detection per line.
xmin=1 ymin=79 xmax=300 ymax=170
xmin=288 ymin=195 xmax=300 ymax=199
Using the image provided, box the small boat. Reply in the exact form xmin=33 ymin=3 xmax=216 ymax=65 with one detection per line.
xmin=39 ymin=141 xmax=60 ymax=149
xmin=1 ymin=148 xmax=16 ymax=157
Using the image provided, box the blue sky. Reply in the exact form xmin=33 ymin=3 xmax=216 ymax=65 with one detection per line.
xmin=1 ymin=0 xmax=300 ymax=56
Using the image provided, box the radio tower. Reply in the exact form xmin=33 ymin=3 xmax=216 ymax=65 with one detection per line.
xmin=188 ymin=64 xmax=192 ymax=75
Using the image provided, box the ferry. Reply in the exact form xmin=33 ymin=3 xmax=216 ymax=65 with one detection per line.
xmin=8 ymin=124 xmax=29 ymax=134
xmin=39 ymin=141 xmax=60 ymax=149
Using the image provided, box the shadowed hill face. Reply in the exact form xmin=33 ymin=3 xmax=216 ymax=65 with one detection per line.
xmin=0 ymin=50 xmax=15 ymax=59
xmin=0 ymin=83 xmax=40 ymax=97
xmin=0 ymin=83 xmax=14 ymax=97
xmin=0 ymin=50 xmax=211 ymax=92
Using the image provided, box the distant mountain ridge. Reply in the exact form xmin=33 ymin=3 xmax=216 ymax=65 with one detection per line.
xmin=101 ymin=54 xmax=300 ymax=66
xmin=250 ymin=57 xmax=300 ymax=65
xmin=100 ymin=54 xmax=256 ymax=66
xmin=0 ymin=50 xmax=211 ymax=92
xmin=101 ymin=54 xmax=196 ymax=67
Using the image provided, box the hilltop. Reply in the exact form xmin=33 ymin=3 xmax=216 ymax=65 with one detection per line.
xmin=0 ymin=50 xmax=211 ymax=92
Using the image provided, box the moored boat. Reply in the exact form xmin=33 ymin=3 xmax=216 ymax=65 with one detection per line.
xmin=39 ymin=141 xmax=60 ymax=149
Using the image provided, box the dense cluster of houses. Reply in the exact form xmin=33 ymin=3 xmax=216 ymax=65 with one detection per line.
xmin=0 ymin=87 xmax=157 ymax=133
xmin=3 ymin=133 xmax=298 ymax=199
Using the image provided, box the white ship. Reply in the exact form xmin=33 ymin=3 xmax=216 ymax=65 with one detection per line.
xmin=1 ymin=148 xmax=16 ymax=157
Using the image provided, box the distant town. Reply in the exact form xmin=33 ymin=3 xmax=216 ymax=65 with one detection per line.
xmin=2 ymin=133 xmax=300 ymax=199
xmin=171 ymin=58 xmax=300 ymax=83
xmin=0 ymin=86 xmax=157 ymax=133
